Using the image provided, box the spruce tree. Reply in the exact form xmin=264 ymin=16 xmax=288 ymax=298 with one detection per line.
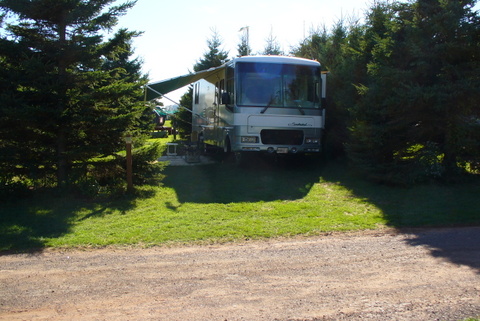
xmin=404 ymin=0 xmax=480 ymax=178
xmin=347 ymin=0 xmax=480 ymax=183
xmin=293 ymin=0 xmax=480 ymax=183
xmin=194 ymin=29 xmax=229 ymax=72
xmin=345 ymin=2 xmax=410 ymax=182
xmin=262 ymin=30 xmax=283 ymax=55
xmin=0 ymin=0 xmax=152 ymax=191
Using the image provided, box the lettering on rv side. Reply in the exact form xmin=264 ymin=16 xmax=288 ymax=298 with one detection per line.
xmin=288 ymin=122 xmax=313 ymax=127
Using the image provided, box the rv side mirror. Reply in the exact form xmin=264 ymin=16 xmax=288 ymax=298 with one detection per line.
xmin=221 ymin=92 xmax=230 ymax=105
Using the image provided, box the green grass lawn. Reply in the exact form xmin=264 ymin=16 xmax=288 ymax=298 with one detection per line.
xmin=1 ymin=152 xmax=479 ymax=252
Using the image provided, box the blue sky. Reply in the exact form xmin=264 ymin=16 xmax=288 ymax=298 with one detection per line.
xmin=110 ymin=0 xmax=372 ymax=103
xmin=111 ymin=0 xmax=478 ymax=104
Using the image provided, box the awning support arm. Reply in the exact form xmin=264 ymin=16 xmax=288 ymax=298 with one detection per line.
xmin=146 ymin=85 xmax=205 ymax=119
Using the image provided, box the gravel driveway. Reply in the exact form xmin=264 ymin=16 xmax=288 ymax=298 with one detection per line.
xmin=1 ymin=227 xmax=479 ymax=321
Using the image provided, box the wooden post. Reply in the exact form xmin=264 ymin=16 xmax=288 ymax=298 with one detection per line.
xmin=125 ymin=136 xmax=133 ymax=193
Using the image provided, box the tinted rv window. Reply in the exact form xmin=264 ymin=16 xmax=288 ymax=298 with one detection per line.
xmin=226 ymin=65 xmax=234 ymax=106
xmin=237 ymin=62 xmax=320 ymax=108
xmin=194 ymin=83 xmax=200 ymax=104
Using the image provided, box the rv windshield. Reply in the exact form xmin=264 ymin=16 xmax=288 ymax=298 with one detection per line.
xmin=237 ymin=62 xmax=320 ymax=109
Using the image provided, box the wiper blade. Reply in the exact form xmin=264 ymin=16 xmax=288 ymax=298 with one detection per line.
xmin=260 ymin=97 xmax=305 ymax=115
xmin=260 ymin=96 xmax=276 ymax=114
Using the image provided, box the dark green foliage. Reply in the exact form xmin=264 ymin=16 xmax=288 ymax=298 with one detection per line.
xmin=193 ymin=29 xmax=229 ymax=73
xmin=354 ymin=0 xmax=480 ymax=183
xmin=262 ymin=30 xmax=283 ymax=55
xmin=72 ymin=140 xmax=165 ymax=198
xmin=345 ymin=2 xmax=412 ymax=183
xmin=0 ymin=0 xmax=158 ymax=195
xmin=294 ymin=0 xmax=480 ymax=184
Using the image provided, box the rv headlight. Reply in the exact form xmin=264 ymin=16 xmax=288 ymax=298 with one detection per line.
xmin=305 ymin=137 xmax=320 ymax=144
xmin=241 ymin=136 xmax=259 ymax=143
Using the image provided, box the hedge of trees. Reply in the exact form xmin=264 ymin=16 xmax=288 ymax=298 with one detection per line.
xmin=295 ymin=0 xmax=480 ymax=184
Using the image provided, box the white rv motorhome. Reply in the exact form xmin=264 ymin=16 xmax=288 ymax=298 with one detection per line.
xmin=146 ymin=55 xmax=326 ymax=162
xmin=192 ymin=56 xmax=326 ymax=160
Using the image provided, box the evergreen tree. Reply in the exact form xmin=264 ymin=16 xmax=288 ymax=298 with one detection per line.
xmin=294 ymin=0 xmax=480 ymax=183
xmin=347 ymin=0 xmax=480 ymax=183
xmin=345 ymin=2 xmax=410 ymax=182
xmin=263 ymin=30 xmax=283 ymax=55
xmin=194 ymin=29 xmax=229 ymax=72
xmin=403 ymin=0 xmax=480 ymax=178
xmin=0 ymin=0 xmax=153 ymax=191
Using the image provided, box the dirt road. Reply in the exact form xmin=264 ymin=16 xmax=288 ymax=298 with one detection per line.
xmin=1 ymin=227 xmax=479 ymax=321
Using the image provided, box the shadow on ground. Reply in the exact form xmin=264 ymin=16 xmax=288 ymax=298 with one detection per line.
xmin=162 ymin=154 xmax=325 ymax=204
xmin=0 ymin=190 xmax=151 ymax=253
xmin=404 ymin=227 xmax=480 ymax=273
xmin=163 ymin=155 xmax=480 ymax=272
xmin=2 ymin=154 xmax=479 ymax=274
xmin=320 ymin=163 xmax=480 ymax=273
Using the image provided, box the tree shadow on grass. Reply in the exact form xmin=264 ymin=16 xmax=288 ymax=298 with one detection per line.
xmin=164 ymin=155 xmax=480 ymax=271
xmin=162 ymin=154 xmax=325 ymax=204
xmin=320 ymin=162 xmax=480 ymax=273
xmin=0 ymin=189 xmax=155 ymax=254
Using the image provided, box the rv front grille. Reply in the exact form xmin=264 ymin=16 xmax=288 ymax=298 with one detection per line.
xmin=260 ymin=130 xmax=304 ymax=145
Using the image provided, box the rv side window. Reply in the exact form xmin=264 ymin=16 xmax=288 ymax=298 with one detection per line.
xmin=217 ymin=79 xmax=228 ymax=105
xmin=226 ymin=65 xmax=235 ymax=106
xmin=194 ymin=83 xmax=200 ymax=104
